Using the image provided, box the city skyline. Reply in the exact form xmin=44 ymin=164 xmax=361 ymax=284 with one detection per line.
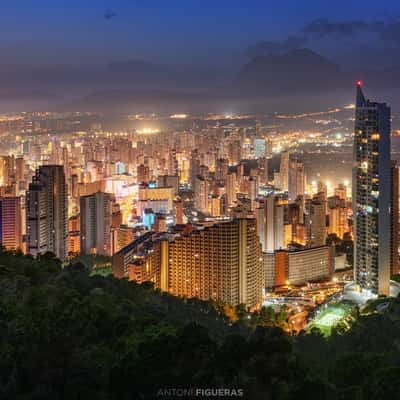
xmin=0 ymin=80 xmax=395 ymax=311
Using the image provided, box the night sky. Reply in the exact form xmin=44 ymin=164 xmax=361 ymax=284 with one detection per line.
xmin=3 ymin=0 xmax=400 ymax=68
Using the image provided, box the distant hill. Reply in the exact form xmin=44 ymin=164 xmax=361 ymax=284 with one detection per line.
xmin=234 ymin=48 xmax=344 ymax=94
xmin=62 ymin=50 xmax=342 ymax=112
xmin=64 ymin=49 xmax=351 ymax=113
xmin=6 ymin=49 xmax=400 ymax=112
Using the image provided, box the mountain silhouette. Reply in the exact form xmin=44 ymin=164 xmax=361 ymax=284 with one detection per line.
xmin=234 ymin=48 xmax=343 ymax=94
xmin=5 ymin=49 xmax=400 ymax=112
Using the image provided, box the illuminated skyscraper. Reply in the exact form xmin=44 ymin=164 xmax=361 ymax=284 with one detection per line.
xmin=327 ymin=196 xmax=349 ymax=239
xmin=390 ymin=161 xmax=399 ymax=276
xmin=353 ymin=82 xmax=391 ymax=296
xmin=227 ymin=140 xmax=241 ymax=165
xmin=0 ymin=155 xmax=15 ymax=188
xmin=256 ymin=195 xmax=285 ymax=252
xmin=80 ymin=191 xmax=113 ymax=256
xmin=215 ymin=158 xmax=229 ymax=181
xmin=226 ymin=171 xmax=237 ymax=206
xmin=305 ymin=197 xmax=327 ymax=248
xmin=259 ymin=157 xmax=269 ymax=185
xmin=15 ymin=157 xmax=25 ymax=190
xmin=168 ymin=148 xmax=178 ymax=175
xmin=189 ymin=150 xmax=200 ymax=187
xmin=174 ymin=198 xmax=184 ymax=225
xmin=26 ymin=165 xmax=68 ymax=260
xmin=253 ymin=138 xmax=266 ymax=158
xmin=68 ymin=214 xmax=80 ymax=256
xmin=194 ymin=175 xmax=209 ymax=213
xmin=288 ymin=159 xmax=305 ymax=202
xmin=0 ymin=197 xmax=22 ymax=251
xmin=279 ymin=151 xmax=290 ymax=192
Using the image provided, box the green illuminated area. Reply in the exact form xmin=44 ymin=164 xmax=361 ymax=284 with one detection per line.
xmin=308 ymin=303 xmax=355 ymax=336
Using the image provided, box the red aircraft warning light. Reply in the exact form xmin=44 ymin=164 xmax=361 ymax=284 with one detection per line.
xmin=357 ymin=80 xmax=363 ymax=86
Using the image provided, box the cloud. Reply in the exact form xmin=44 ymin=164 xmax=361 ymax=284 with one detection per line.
xmin=244 ymin=35 xmax=307 ymax=58
xmin=303 ymin=18 xmax=400 ymax=45
xmin=303 ymin=19 xmax=385 ymax=38
xmin=245 ymin=18 xmax=400 ymax=68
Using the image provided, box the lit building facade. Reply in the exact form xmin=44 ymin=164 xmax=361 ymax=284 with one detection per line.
xmin=305 ymin=197 xmax=327 ymax=248
xmin=26 ymin=165 xmax=68 ymax=260
xmin=0 ymin=196 xmax=22 ymax=251
xmin=255 ymin=195 xmax=285 ymax=253
xmin=288 ymin=159 xmax=305 ymax=202
xmin=279 ymin=150 xmax=290 ymax=192
xmin=194 ymin=175 xmax=209 ymax=213
xmin=353 ymin=82 xmax=391 ymax=295
xmin=80 ymin=191 xmax=113 ymax=256
xmin=390 ymin=161 xmax=399 ymax=276
xmin=263 ymin=246 xmax=334 ymax=288
xmin=113 ymin=219 xmax=264 ymax=308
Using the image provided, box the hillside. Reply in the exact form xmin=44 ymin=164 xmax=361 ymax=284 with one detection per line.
xmin=234 ymin=48 xmax=343 ymax=94
xmin=1 ymin=250 xmax=400 ymax=399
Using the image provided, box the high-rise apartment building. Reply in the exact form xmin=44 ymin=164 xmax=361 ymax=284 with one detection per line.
xmin=113 ymin=219 xmax=264 ymax=308
xmin=353 ymin=82 xmax=391 ymax=296
xmin=391 ymin=161 xmax=399 ymax=276
xmin=26 ymin=165 xmax=68 ymax=260
xmin=279 ymin=151 xmax=290 ymax=192
xmin=194 ymin=175 xmax=209 ymax=213
xmin=0 ymin=155 xmax=15 ymax=187
xmin=255 ymin=195 xmax=285 ymax=253
xmin=68 ymin=214 xmax=80 ymax=256
xmin=174 ymin=198 xmax=184 ymax=225
xmin=253 ymin=138 xmax=266 ymax=159
xmin=305 ymin=197 xmax=327 ymax=248
xmin=327 ymin=196 xmax=349 ymax=239
xmin=215 ymin=158 xmax=229 ymax=181
xmin=288 ymin=159 xmax=305 ymax=202
xmin=80 ymin=191 xmax=113 ymax=256
xmin=259 ymin=157 xmax=269 ymax=185
xmin=0 ymin=196 xmax=22 ymax=251
xmin=226 ymin=171 xmax=237 ymax=207
xmin=168 ymin=219 xmax=263 ymax=307
xmin=227 ymin=140 xmax=241 ymax=165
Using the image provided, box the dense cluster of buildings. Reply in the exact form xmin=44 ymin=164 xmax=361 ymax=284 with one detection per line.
xmin=0 ymin=83 xmax=396 ymax=306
